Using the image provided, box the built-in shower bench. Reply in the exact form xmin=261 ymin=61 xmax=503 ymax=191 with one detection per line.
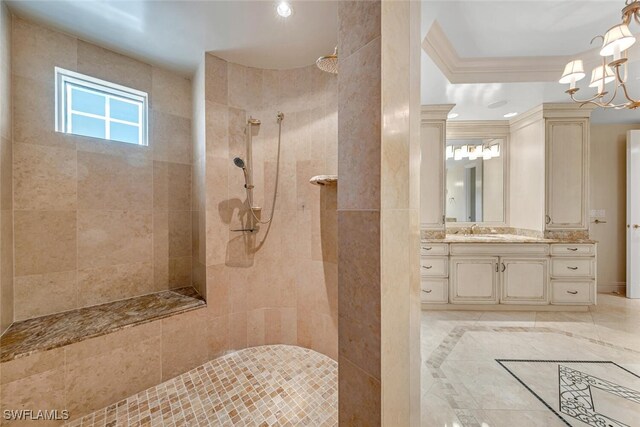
xmin=0 ymin=287 xmax=205 ymax=363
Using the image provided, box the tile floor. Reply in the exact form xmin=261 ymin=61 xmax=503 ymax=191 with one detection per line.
xmin=65 ymin=345 xmax=337 ymax=427
xmin=64 ymin=293 xmax=639 ymax=426
xmin=421 ymin=293 xmax=640 ymax=426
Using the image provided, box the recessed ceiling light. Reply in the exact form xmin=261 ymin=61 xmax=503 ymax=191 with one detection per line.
xmin=447 ymin=113 xmax=459 ymax=119
xmin=277 ymin=1 xmax=292 ymax=17
xmin=503 ymin=112 xmax=518 ymax=118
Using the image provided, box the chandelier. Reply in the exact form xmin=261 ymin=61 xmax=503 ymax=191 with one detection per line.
xmin=559 ymin=0 xmax=639 ymax=109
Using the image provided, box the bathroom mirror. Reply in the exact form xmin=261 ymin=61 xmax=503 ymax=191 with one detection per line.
xmin=445 ymin=138 xmax=505 ymax=224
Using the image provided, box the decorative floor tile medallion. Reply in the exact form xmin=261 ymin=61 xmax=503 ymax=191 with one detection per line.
xmin=497 ymin=360 xmax=640 ymax=427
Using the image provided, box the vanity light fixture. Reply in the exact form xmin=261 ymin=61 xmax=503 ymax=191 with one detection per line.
xmin=448 ymin=144 xmax=500 ymax=162
xmin=559 ymin=0 xmax=639 ymax=109
xmin=447 ymin=112 xmax=459 ymax=119
xmin=503 ymin=112 xmax=518 ymax=118
xmin=276 ymin=1 xmax=293 ymax=17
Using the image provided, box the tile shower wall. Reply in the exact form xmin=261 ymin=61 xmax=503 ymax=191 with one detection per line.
xmin=10 ymin=18 xmax=194 ymax=321
xmin=200 ymin=54 xmax=338 ymax=360
xmin=0 ymin=2 xmax=13 ymax=334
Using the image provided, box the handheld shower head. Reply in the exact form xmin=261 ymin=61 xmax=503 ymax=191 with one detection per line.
xmin=233 ymin=157 xmax=246 ymax=169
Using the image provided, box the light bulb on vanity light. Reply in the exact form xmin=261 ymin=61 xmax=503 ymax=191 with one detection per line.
xmin=482 ymin=146 xmax=493 ymax=160
xmin=454 ymin=147 xmax=463 ymax=161
xmin=446 ymin=146 xmax=454 ymax=159
xmin=468 ymin=146 xmax=478 ymax=160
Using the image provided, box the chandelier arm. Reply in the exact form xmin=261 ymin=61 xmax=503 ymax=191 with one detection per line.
xmin=613 ymin=64 xmax=639 ymax=105
xmin=568 ymin=91 xmax=608 ymax=108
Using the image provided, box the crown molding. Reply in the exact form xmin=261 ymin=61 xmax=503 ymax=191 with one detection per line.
xmin=421 ymin=104 xmax=456 ymax=121
xmin=447 ymin=120 xmax=510 ymax=139
xmin=509 ymin=102 xmax=596 ymax=130
xmin=422 ymin=20 xmax=640 ymax=84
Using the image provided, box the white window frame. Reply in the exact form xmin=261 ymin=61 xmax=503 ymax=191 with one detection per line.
xmin=55 ymin=67 xmax=149 ymax=146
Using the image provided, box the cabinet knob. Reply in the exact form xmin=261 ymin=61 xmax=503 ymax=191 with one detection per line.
xmin=567 ymin=290 xmax=578 ymax=295
xmin=566 ymin=247 xmax=578 ymax=251
xmin=422 ymin=265 xmax=433 ymax=270
xmin=501 ymin=263 xmax=506 ymax=272
xmin=422 ymin=289 xmax=432 ymax=294
xmin=635 ymin=224 xmax=640 ymax=229
xmin=567 ymin=266 xmax=579 ymax=270
xmin=423 ymin=247 xmax=433 ymax=251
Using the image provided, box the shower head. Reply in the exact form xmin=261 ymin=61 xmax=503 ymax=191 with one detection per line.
xmin=316 ymin=46 xmax=338 ymax=74
xmin=233 ymin=157 xmax=246 ymax=169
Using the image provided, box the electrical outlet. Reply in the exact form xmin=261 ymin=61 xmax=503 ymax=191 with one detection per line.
xmin=590 ymin=209 xmax=598 ymax=218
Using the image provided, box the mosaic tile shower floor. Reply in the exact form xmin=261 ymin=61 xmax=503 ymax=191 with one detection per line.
xmin=65 ymin=345 xmax=337 ymax=427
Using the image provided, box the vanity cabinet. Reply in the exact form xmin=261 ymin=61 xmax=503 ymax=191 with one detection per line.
xmin=545 ymin=118 xmax=589 ymax=231
xmin=501 ymin=258 xmax=549 ymax=304
xmin=450 ymin=257 xmax=499 ymax=304
xmin=421 ymin=241 xmax=596 ymax=308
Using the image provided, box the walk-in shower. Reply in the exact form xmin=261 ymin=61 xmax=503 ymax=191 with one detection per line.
xmin=233 ymin=112 xmax=285 ymax=230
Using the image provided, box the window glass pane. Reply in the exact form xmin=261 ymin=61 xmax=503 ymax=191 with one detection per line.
xmin=70 ymin=87 xmax=105 ymax=116
xmin=71 ymin=114 xmax=105 ymax=139
xmin=110 ymin=98 xmax=140 ymax=123
xmin=110 ymin=122 xmax=139 ymax=144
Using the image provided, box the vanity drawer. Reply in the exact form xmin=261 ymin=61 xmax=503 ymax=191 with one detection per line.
xmin=551 ymin=280 xmax=595 ymax=305
xmin=551 ymin=258 xmax=595 ymax=278
xmin=421 ymin=279 xmax=448 ymax=303
xmin=420 ymin=257 xmax=448 ymax=278
xmin=421 ymin=243 xmax=448 ymax=256
xmin=450 ymin=243 xmax=549 ymax=256
xmin=550 ymin=244 xmax=595 ymax=257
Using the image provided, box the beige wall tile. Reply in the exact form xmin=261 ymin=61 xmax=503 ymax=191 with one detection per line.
xmin=77 ymin=40 xmax=152 ymax=94
xmin=1 ymin=367 xmax=66 ymax=426
xmin=208 ymin=314 xmax=229 ymax=359
xmin=337 ymin=1 xmax=381 ymax=59
xmin=1 ymin=209 xmax=13 ymax=333
xmin=338 ymin=356 xmax=381 ymax=426
xmin=153 ymin=161 xmax=192 ymax=211
xmin=14 ymin=270 xmax=78 ymax=321
xmin=1 ymin=137 xmax=12 ymax=209
xmin=14 ymin=210 xmax=77 ymax=276
xmin=0 ymin=347 xmax=64 ymax=385
xmin=337 ymin=37 xmax=382 ymax=211
xmin=205 ymin=264 xmax=229 ymax=317
xmin=161 ymin=309 xmax=209 ymax=380
xmin=65 ymin=335 xmax=161 ymax=418
xmin=151 ymin=110 xmax=192 ymax=164
xmin=228 ymin=311 xmax=247 ymax=351
xmin=77 ymin=210 xmax=152 ymax=269
xmin=14 ymin=143 xmax=77 ymax=211
xmin=12 ymin=17 xmax=77 ymax=83
xmin=12 ymin=76 xmax=75 ymax=149
xmin=169 ymin=210 xmax=191 ymax=258
xmin=168 ymin=256 xmax=192 ymax=288
xmin=77 ymin=151 xmax=152 ymax=210
xmin=265 ymin=308 xmax=297 ymax=345
xmin=77 ymin=262 xmax=154 ymax=307
xmin=247 ymin=308 xmax=265 ymax=347
xmin=205 ymin=54 xmax=228 ymax=104
xmin=151 ymin=67 xmax=191 ymax=119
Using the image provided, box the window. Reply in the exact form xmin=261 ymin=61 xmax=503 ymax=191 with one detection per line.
xmin=55 ymin=67 xmax=148 ymax=146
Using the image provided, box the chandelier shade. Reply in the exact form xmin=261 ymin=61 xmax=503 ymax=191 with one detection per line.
xmin=600 ymin=24 xmax=636 ymax=57
xmin=559 ymin=60 xmax=586 ymax=84
xmin=588 ymin=65 xmax=615 ymax=88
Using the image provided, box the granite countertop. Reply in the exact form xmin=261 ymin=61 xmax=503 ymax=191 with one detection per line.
xmin=0 ymin=287 xmax=206 ymax=363
xmin=422 ymin=234 xmax=596 ymax=244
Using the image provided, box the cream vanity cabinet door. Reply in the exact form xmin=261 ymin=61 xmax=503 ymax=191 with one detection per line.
xmin=449 ymin=257 xmax=499 ymax=304
xmin=545 ymin=119 xmax=589 ymax=230
xmin=500 ymin=258 xmax=549 ymax=304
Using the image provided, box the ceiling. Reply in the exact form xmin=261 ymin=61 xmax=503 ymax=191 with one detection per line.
xmin=5 ymin=0 xmax=639 ymax=124
xmin=5 ymin=0 xmax=338 ymax=73
xmin=420 ymin=0 xmax=640 ymax=124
